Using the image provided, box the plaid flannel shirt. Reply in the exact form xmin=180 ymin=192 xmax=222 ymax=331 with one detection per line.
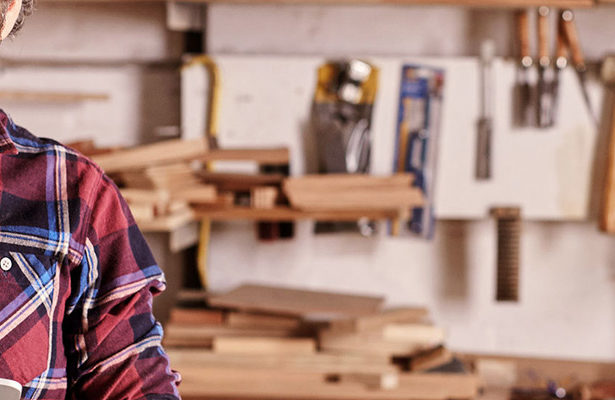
xmin=0 ymin=109 xmax=181 ymax=399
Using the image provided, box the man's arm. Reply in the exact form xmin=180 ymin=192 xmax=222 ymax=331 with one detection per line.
xmin=64 ymin=171 xmax=181 ymax=399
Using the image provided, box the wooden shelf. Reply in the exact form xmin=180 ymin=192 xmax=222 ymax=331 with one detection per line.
xmin=192 ymin=206 xmax=401 ymax=221
xmin=42 ymin=0 xmax=595 ymax=7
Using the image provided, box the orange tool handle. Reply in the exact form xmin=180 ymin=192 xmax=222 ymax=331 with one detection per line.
xmin=560 ymin=9 xmax=585 ymax=69
xmin=516 ymin=9 xmax=531 ymax=64
xmin=555 ymin=12 xmax=568 ymax=68
xmin=600 ymin=104 xmax=615 ymax=233
xmin=537 ymin=7 xmax=550 ymax=64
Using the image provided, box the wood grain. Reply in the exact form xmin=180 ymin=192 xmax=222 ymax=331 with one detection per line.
xmin=328 ymin=307 xmax=429 ymax=333
xmin=192 ymin=205 xmax=402 ymax=221
xmin=212 ymin=337 xmax=317 ymax=355
xmin=166 ymin=348 xmax=393 ymax=374
xmin=209 ymin=284 xmax=384 ymax=318
xmin=91 ymin=138 xmax=207 ymax=174
xmin=177 ymin=367 xmax=479 ymax=400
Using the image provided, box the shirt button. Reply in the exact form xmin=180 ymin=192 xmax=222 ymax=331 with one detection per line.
xmin=1 ymin=257 xmax=12 ymax=271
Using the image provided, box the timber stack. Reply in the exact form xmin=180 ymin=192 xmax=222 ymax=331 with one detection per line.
xmin=69 ymin=138 xmax=424 ymax=230
xmin=163 ymin=283 xmax=479 ymax=400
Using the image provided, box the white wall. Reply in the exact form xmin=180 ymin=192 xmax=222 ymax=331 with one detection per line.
xmin=0 ymin=2 xmax=182 ymax=147
xmin=207 ymin=4 xmax=615 ymax=59
xmin=205 ymin=3 xmax=615 ymax=361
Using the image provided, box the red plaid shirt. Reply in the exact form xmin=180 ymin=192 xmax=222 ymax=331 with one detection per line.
xmin=0 ymin=109 xmax=181 ymax=399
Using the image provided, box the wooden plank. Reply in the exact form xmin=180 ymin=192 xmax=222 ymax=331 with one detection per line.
xmin=192 ymin=205 xmax=402 ymax=221
xmin=0 ymin=90 xmax=110 ymax=103
xmin=163 ymin=323 xmax=298 ymax=348
xmin=284 ymin=174 xmax=423 ymax=211
xmin=165 ymin=324 xmax=299 ymax=339
xmin=91 ymin=138 xmax=208 ymax=173
xmin=201 ymin=147 xmax=290 ymax=165
xmin=166 ymin=348 xmax=393 ymax=375
xmin=169 ymin=308 xmax=225 ymax=325
xmin=319 ymin=324 xmax=443 ymax=357
xmin=286 ymin=188 xmax=423 ymax=211
xmin=198 ymin=172 xmax=285 ymax=192
xmin=212 ymin=337 xmax=317 ymax=355
xmin=209 ymin=284 xmax=384 ymax=318
xmin=328 ymin=307 xmax=429 ymax=333
xmin=284 ymin=174 xmax=413 ymax=191
xmin=319 ymin=334 xmax=433 ymax=357
xmin=226 ymin=312 xmax=303 ymax=330
xmin=251 ymin=186 xmax=278 ymax=209
xmin=176 ymin=366 xmax=479 ymax=400
xmin=382 ymin=324 xmax=445 ymax=344
xmin=340 ymin=372 xmax=400 ymax=390
xmin=120 ymin=188 xmax=170 ymax=205
xmin=173 ymin=185 xmax=218 ymax=203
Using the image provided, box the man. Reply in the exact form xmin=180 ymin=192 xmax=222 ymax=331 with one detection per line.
xmin=0 ymin=0 xmax=181 ymax=398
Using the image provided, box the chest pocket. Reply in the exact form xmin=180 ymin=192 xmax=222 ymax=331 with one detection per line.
xmin=0 ymin=252 xmax=57 ymax=385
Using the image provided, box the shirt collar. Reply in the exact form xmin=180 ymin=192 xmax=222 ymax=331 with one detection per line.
xmin=0 ymin=109 xmax=20 ymax=155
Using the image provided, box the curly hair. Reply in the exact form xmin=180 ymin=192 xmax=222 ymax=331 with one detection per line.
xmin=1 ymin=0 xmax=34 ymax=37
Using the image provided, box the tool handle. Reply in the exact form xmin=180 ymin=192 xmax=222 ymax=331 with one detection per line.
xmin=516 ymin=10 xmax=532 ymax=65
xmin=555 ymin=16 xmax=568 ymax=68
xmin=476 ymin=118 xmax=492 ymax=180
xmin=560 ymin=9 xmax=585 ymax=69
xmin=537 ymin=7 xmax=550 ymax=65
xmin=600 ymin=102 xmax=615 ymax=233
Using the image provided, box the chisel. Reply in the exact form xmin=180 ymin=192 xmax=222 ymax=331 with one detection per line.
xmin=536 ymin=6 xmax=555 ymax=128
xmin=559 ymin=9 xmax=597 ymax=126
xmin=476 ymin=40 xmax=495 ymax=180
xmin=599 ymin=55 xmax=615 ymax=233
xmin=551 ymin=13 xmax=568 ymax=126
xmin=513 ymin=9 xmax=534 ymax=127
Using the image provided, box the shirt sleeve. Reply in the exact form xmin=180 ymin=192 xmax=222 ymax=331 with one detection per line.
xmin=64 ymin=170 xmax=181 ymax=399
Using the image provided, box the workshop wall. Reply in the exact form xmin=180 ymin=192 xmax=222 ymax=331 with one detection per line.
xmin=1 ymin=1 xmax=613 ymax=362
xmin=0 ymin=2 xmax=182 ymax=147
xmin=205 ymin=3 xmax=615 ymax=361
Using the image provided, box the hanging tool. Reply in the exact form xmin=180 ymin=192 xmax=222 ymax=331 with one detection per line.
xmin=513 ymin=9 xmax=534 ymax=127
xmin=599 ymin=55 xmax=615 ymax=233
xmin=492 ymin=206 xmax=522 ymax=302
xmin=183 ymin=55 xmax=221 ymax=290
xmin=551 ymin=12 xmax=569 ymax=126
xmin=558 ymin=9 xmax=597 ymax=126
xmin=536 ymin=7 xmax=556 ymax=128
xmin=392 ymin=65 xmax=445 ymax=239
xmin=476 ymin=40 xmax=495 ymax=180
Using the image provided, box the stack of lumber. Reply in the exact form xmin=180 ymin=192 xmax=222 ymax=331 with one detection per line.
xmin=165 ymin=284 xmax=479 ymax=400
xmin=75 ymin=137 xmax=424 ymax=228
xmin=283 ymin=174 xmax=422 ymax=212
xmin=80 ymin=138 xmax=292 ymax=230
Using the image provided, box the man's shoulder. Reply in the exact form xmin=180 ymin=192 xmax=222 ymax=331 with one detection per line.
xmin=5 ymin=115 xmax=106 ymax=181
